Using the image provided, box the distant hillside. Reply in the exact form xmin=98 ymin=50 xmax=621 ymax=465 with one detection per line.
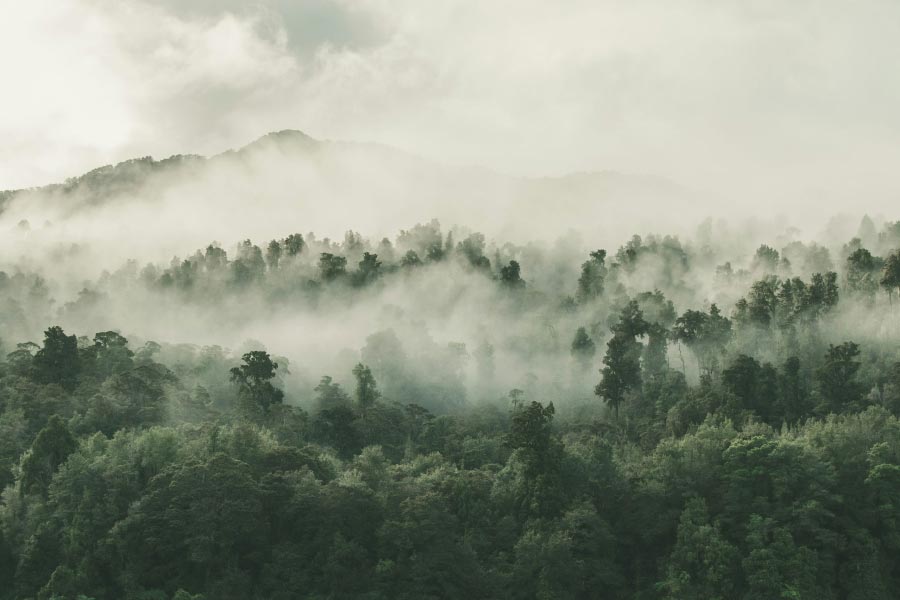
xmin=0 ymin=155 xmax=204 ymax=213
xmin=0 ymin=130 xmax=694 ymax=241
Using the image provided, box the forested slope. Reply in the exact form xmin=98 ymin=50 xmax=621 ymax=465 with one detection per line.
xmin=1 ymin=216 xmax=899 ymax=599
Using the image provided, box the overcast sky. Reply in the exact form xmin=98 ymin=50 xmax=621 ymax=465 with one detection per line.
xmin=2 ymin=0 xmax=899 ymax=207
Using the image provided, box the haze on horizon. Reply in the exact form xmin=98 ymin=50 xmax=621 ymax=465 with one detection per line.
xmin=3 ymin=5 xmax=900 ymax=598
xmin=2 ymin=0 xmax=899 ymax=217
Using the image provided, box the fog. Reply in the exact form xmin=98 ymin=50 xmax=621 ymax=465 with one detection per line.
xmin=0 ymin=132 xmax=897 ymax=416
xmin=3 ymin=0 xmax=900 ymax=205
xmin=6 ymin=4 xmax=900 ymax=599
xmin=1 ymin=0 xmax=899 ymax=416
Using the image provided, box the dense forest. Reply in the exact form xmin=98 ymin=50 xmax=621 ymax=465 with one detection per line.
xmin=1 ymin=214 xmax=900 ymax=599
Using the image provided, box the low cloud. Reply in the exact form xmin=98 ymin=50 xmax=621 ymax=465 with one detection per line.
xmin=1 ymin=0 xmax=899 ymax=215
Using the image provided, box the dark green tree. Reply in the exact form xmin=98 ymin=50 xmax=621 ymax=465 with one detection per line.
xmin=672 ymin=305 xmax=732 ymax=377
xmin=318 ymin=253 xmax=348 ymax=282
xmin=576 ymin=249 xmax=608 ymax=302
xmin=881 ymin=249 xmax=900 ymax=301
xmin=504 ymin=400 xmax=564 ymax=518
xmin=570 ymin=327 xmax=596 ymax=370
xmin=808 ymin=271 xmax=839 ymax=316
xmin=231 ymin=240 xmax=265 ymax=286
xmin=284 ymin=233 xmax=305 ymax=256
xmin=722 ymin=354 xmax=778 ymax=423
xmin=32 ymin=326 xmax=80 ymax=390
xmin=111 ymin=454 xmax=265 ymax=597
xmin=499 ymin=260 xmax=525 ymax=288
xmin=846 ymin=247 xmax=883 ymax=298
xmin=659 ymin=497 xmax=738 ymax=600
xmin=817 ymin=342 xmax=866 ymax=413
xmin=354 ymin=252 xmax=382 ymax=286
xmin=505 ymin=401 xmax=557 ymax=473
xmin=311 ymin=376 xmax=361 ymax=458
xmin=377 ymin=492 xmax=486 ymax=599
xmin=265 ymin=239 xmax=283 ymax=270
xmin=456 ymin=233 xmax=490 ymax=270
xmin=6 ymin=341 xmax=39 ymax=378
xmin=741 ymin=515 xmax=818 ymax=600
xmin=92 ymin=330 xmax=134 ymax=379
xmin=777 ymin=357 xmax=808 ymax=425
xmin=400 ymin=250 xmax=422 ymax=268
xmin=596 ymin=301 xmax=648 ymax=419
xmin=230 ymin=351 xmax=284 ymax=418
xmin=19 ymin=415 xmax=77 ymax=497
xmin=352 ymin=363 xmax=381 ymax=410
xmin=752 ymin=244 xmax=781 ymax=272
xmin=744 ymin=278 xmax=779 ymax=328
xmin=643 ymin=322 xmax=670 ymax=379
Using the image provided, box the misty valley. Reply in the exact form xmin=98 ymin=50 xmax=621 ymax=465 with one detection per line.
xmin=0 ymin=151 xmax=899 ymax=599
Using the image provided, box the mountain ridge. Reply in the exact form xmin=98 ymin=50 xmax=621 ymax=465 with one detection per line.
xmin=0 ymin=129 xmax=696 ymax=244
xmin=0 ymin=129 xmax=684 ymax=201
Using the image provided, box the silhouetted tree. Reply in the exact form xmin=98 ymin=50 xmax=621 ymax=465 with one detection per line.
xmin=319 ymin=253 xmax=348 ymax=282
xmin=352 ymin=363 xmax=381 ymax=410
xmin=817 ymin=342 xmax=866 ymax=413
xmin=577 ymin=249 xmax=607 ymax=302
xmin=570 ymin=327 xmax=596 ymax=370
xmin=499 ymin=260 xmax=525 ymax=288
xmin=230 ymin=351 xmax=284 ymax=418
xmin=32 ymin=326 xmax=80 ymax=390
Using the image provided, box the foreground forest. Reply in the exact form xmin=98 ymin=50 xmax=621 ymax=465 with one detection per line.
xmin=1 ymin=215 xmax=900 ymax=599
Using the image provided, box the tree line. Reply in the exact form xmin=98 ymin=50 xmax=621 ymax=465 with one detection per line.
xmin=1 ymin=217 xmax=900 ymax=598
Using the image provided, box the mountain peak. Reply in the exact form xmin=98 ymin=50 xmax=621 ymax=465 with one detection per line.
xmin=236 ymin=130 xmax=321 ymax=154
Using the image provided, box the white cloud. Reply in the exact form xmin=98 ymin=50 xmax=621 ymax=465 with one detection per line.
xmin=1 ymin=0 xmax=899 ymax=212
xmin=0 ymin=0 xmax=300 ymax=188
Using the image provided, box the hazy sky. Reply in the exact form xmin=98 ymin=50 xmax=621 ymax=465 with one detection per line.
xmin=2 ymin=0 xmax=899 ymax=205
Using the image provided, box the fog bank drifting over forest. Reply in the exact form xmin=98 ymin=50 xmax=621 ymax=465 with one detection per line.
xmin=0 ymin=135 xmax=897 ymax=416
